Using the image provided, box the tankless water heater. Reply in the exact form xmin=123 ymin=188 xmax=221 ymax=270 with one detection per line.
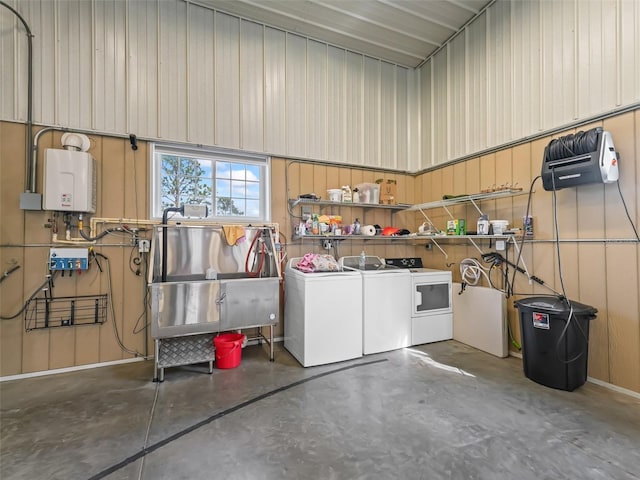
xmin=43 ymin=134 xmax=96 ymax=212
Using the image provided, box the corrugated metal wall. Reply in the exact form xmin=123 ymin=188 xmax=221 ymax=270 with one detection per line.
xmin=1 ymin=0 xmax=639 ymax=171
xmin=420 ymin=0 xmax=640 ymax=167
xmin=0 ymin=0 xmax=414 ymax=171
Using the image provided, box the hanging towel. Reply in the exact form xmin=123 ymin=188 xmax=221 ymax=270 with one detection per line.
xmin=222 ymin=225 xmax=246 ymax=246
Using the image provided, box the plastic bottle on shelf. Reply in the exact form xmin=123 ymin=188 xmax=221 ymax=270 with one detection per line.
xmin=352 ymin=188 xmax=360 ymax=203
xmin=312 ymin=214 xmax=319 ymax=235
xmin=353 ymin=218 xmax=361 ymax=235
xmin=342 ymin=186 xmax=352 ymax=203
xmin=359 ymin=250 xmax=366 ymax=269
xmin=477 ymin=214 xmax=489 ymax=235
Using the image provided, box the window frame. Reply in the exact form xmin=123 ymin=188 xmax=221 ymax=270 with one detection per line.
xmin=149 ymin=143 xmax=271 ymax=223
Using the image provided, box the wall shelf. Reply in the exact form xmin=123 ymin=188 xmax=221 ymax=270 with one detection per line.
xmin=406 ymin=189 xmax=528 ymax=217
xmin=291 ymin=234 xmax=415 ymax=241
xmin=288 ymin=198 xmax=409 ymax=211
xmin=288 ymin=198 xmax=409 ymax=242
xmin=406 ymin=190 xmax=530 ymax=277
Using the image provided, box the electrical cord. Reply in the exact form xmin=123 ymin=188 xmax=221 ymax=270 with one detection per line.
xmin=0 ymin=264 xmax=20 ymax=284
xmin=616 ymin=180 xmax=640 ymax=242
xmin=550 ymin=171 xmax=589 ymax=364
xmin=133 ymin=252 xmax=150 ymax=335
xmin=97 ymin=253 xmax=145 ymax=357
xmin=129 ymin=245 xmax=143 ymax=276
xmin=0 ymin=272 xmax=58 ymax=320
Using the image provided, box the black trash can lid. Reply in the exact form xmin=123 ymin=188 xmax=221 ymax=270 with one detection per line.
xmin=514 ymin=296 xmax=597 ymax=316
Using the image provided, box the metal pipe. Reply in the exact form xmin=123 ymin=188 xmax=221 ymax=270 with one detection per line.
xmin=161 ymin=207 xmax=184 ymax=282
xmin=0 ymin=1 xmax=34 ymax=192
xmin=523 ymin=238 xmax=640 ymax=244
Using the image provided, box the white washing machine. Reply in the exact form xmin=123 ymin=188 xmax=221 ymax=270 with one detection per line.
xmin=385 ymin=257 xmax=453 ymax=345
xmin=284 ymin=258 xmax=363 ymax=367
xmin=339 ymin=255 xmax=412 ymax=354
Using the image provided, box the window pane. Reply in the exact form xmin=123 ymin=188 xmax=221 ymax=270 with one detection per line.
xmin=231 ymin=164 xmax=246 ymax=180
xmin=160 ymin=155 xmax=212 ymax=209
xmin=198 ymin=160 xmax=213 ymax=177
xmin=216 ymin=196 xmax=244 ymax=216
xmin=246 ymin=182 xmax=260 ymax=199
xmin=216 ymin=162 xmax=231 ymax=179
xmin=198 ymin=179 xmax=213 ymax=210
xmin=246 ymin=199 xmax=260 ymax=217
xmin=231 ymin=180 xmax=246 ymax=198
xmin=152 ymin=144 xmax=269 ymax=221
xmin=246 ymin=164 xmax=260 ymax=181
xmin=216 ymin=179 xmax=231 ymax=197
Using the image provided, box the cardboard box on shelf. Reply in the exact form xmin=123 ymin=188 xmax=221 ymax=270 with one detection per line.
xmin=377 ymin=179 xmax=397 ymax=205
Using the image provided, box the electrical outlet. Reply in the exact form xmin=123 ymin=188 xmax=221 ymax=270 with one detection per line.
xmin=322 ymin=239 xmax=333 ymax=250
xmin=138 ymin=240 xmax=150 ymax=253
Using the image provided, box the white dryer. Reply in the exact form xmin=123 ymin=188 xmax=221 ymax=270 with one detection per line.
xmin=339 ymin=255 xmax=412 ymax=354
xmin=284 ymin=258 xmax=363 ymax=367
xmin=385 ymin=257 xmax=453 ymax=345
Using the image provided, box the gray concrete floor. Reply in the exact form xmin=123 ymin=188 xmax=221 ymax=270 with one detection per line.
xmin=1 ymin=340 xmax=639 ymax=480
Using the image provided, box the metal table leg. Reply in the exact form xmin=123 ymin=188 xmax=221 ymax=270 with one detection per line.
xmin=153 ymin=339 xmax=162 ymax=382
xmin=269 ymin=324 xmax=274 ymax=361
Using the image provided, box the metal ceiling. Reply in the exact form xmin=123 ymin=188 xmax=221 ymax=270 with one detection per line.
xmin=192 ymin=0 xmax=493 ymax=68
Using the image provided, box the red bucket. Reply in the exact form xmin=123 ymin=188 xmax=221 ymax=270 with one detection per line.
xmin=213 ymin=333 xmax=245 ymax=369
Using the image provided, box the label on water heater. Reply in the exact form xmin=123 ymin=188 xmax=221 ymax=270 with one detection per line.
xmin=532 ymin=311 xmax=550 ymax=330
xmin=61 ymin=193 xmax=72 ymax=208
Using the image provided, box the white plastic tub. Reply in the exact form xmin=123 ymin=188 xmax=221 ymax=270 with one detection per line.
xmin=355 ymin=183 xmax=380 ymax=204
xmin=327 ymin=189 xmax=342 ymax=202
xmin=490 ymin=220 xmax=509 ymax=235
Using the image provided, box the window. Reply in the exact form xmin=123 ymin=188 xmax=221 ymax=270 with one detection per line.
xmin=150 ymin=144 xmax=270 ymax=222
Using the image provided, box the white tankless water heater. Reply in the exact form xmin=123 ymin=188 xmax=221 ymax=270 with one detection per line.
xmin=43 ymin=133 xmax=96 ymax=213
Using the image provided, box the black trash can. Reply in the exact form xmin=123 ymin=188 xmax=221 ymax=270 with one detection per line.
xmin=514 ymin=296 xmax=597 ymax=391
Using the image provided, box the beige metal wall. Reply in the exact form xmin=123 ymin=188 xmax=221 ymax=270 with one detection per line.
xmin=4 ymin=1 xmax=638 ymax=173
xmin=274 ymin=160 xmax=417 ymax=263
xmin=0 ymin=122 xmax=150 ymax=376
xmin=415 ymin=110 xmax=640 ymax=394
xmin=0 ymin=0 xmax=417 ymax=171
xmin=1 ymin=112 xmax=639 ymax=395
xmin=0 ymin=120 xmax=417 ymax=377
xmin=419 ymin=0 xmax=640 ymax=167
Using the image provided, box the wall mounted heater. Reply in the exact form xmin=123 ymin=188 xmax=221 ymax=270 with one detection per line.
xmin=43 ymin=133 xmax=96 ymax=213
xmin=541 ymin=127 xmax=619 ymax=191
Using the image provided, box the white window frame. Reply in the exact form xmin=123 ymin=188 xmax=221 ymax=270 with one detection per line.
xmin=150 ymin=143 xmax=271 ymax=223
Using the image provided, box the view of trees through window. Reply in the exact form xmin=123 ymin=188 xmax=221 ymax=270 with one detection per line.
xmin=157 ymin=152 xmax=264 ymax=220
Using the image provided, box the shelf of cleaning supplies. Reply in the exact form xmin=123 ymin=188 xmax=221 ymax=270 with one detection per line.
xmin=288 ymin=199 xmax=410 ymax=242
xmin=291 ymin=234 xmax=415 ymax=241
xmin=288 ymin=198 xmax=409 ymax=211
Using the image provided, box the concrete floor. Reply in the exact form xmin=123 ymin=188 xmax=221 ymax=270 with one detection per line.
xmin=1 ymin=340 xmax=639 ymax=480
